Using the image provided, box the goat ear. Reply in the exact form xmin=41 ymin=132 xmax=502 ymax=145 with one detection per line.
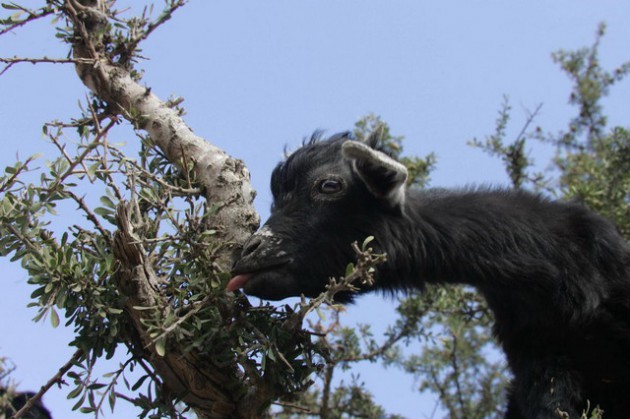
xmin=342 ymin=141 xmax=408 ymax=208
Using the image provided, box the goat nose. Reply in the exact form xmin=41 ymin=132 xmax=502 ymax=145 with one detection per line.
xmin=241 ymin=235 xmax=263 ymax=257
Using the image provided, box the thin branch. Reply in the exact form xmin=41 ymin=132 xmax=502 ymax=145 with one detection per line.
xmin=49 ymin=131 xmax=94 ymax=184
xmin=147 ymin=294 xmax=212 ymax=349
xmin=271 ymin=400 xmax=314 ymax=415
xmin=516 ymin=103 xmax=543 ymax=142
xmin=337 ymin=317 xmax=418 ymax=363
xmin=46 ymin=117 xmax=117 ymax=192
xmin=11 ymin=349 xmax=84 ymax=419
xmin=0 ymin=154 xmax=38 ymax=193
xmin=4 ymin=223 xmax=40 ymax=254
xmin=320 ymin=364 xmax=334 ymax=419
xmin=94 ymin=357 xmax=135 ymax=418
xmin=126 ymin=0 xmax=188 ymax=55
xmin=0 ymin=57 xmax=95 ymax=76
xmin=0 ymin=5 xmax=55 ymax=37
xmin=0 ymin=57 xmax=89 ymax=65
xmin=112 ymin=391 xmax=135 ymax=404
xmin=449 ymin=333 xmax=467 ymax=416
xmin=65 ymin=189 xmax=112 ymax=244
xmin=297 ymin=241 xmax=386 ymax=321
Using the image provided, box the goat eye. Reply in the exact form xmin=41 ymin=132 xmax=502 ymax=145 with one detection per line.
xmin=317 ymin=179 xmax=343 ymax=194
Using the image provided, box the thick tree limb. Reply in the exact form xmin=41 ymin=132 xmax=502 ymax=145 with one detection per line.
xmin=113 ymin=203 xmax=237 ymax=417
xmin=67 ymin=0 xmax=259 ymax=258
xmin=63 ymin=1 xmax=263 ymax=417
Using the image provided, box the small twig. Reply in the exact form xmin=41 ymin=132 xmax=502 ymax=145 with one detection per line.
xmin=12 ymin=349 xmax=84 ymax=419
xmin=131 ymin=352 xmax=163 ymax=389
xmin=0 ymin=154 xmax=37 ymax=193
xmin=46 ymin=118 xmax=117 ymax=192
xmin=248 ymin=323 xmax=295 ymax=373
xmin=5 ymin=223 xmax=40 ymax=254
xmin=129 ymin=235 xmax=178 ymax=245
xmin=0 ymin=57 xmax=95 ymax=76
xmin=124 ymin=156 xmax=202 ymax=195
xmin=146 ymin=294 xmax=212 ymax=350
xmin=298 ymin=241 xmax=386 ymax=320
xmin=94 ymin=357 xmax=135 ymax=418
xmin=65 ymin=190 xmax=112 ymax=245
xmin=126 ymin=0 xmax=188 ymax=55
xmin=271 ymin=400 xmax=314 ymax=414
xmin=112 ymin=391 xmax=135 ymax=404
xmin=520 ymin=103 xmax=543 ymax=139
xmin=0 ymin=6 xmax=55 ymax=37
xmin=0 ymin=57 xmax=90 ymax=65
xmin=320 ymin=364 xmax=334 ymax=419
xmin=337 ymin=319 xmax=418 ymax=363
xmin=449 ymin=333 xmax=467 ymax=415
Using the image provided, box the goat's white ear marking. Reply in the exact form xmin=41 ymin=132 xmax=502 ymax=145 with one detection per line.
xmin=342 ymin=141 xmax=408 ymax=209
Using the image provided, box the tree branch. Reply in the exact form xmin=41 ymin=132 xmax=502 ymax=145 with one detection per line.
xmin=65 ymin=0 xmax=258 ymax=255
xmin=0 ymin=4 xmax=55 ymax=37
xmin=11 ymin=349 xmax=84 ymax=419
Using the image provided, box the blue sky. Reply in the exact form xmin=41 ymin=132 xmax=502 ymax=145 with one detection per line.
xmin=1 ymin=1 xmax=629 ymax=417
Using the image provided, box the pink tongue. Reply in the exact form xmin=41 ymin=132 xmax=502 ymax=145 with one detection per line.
xmin=226 ymin=273 xmax=253 ymax=292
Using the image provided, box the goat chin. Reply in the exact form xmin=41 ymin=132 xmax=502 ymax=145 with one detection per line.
xmin=227 ymin=268 xmax=309 ymax=301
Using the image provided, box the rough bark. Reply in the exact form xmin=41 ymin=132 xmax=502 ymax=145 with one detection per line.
xmin=113 ymin=204 xmax=237 ymax=418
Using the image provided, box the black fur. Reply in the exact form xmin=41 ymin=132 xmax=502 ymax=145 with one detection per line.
xmin=0 ymin=389 xmax=52 ymax=419
xmin=231 ymin=133 xmax=630 ymax=418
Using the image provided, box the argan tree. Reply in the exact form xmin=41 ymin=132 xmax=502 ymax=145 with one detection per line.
xmin=1 ymin=1 xmax=628 ymax=418
xmin=1 ymin=1 xmax=425 ymax=418
xmin=1 ymin=1 xmax=331 ymax=417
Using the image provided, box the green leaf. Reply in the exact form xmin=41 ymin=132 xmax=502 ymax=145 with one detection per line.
xmin=50 ymin=307 xmax=60 ymax=328
xmin=86 ymin=162 xmax=99 ymax=178
xmin=155 ymin=336 xmax=166 ymax=357
xmin=93 ymin=207 xmax=113 ymax=217
xmin=316 ymin=308 xmax=326 ymax=321
xmin=67 ymin=371 xmax=81 ymax=380
xmin=67 ymin=385 xmax=83 ymax=400
xmin=10 ymin=11 xmax=22 ymax=21
xmin=77 ymin=124 xmax=90 ymax=139
xmin=108 ymin=389 xmax=116 ymax=412
xmin=345 ymin=262 xmax=355 ymax=277
xmin=100 ymin=195 xmax=116 ymax=209
xmin=72 ymin=394 xmax=86 ymax=411
xmin=131 ymin=374 xmax=150 ymax=391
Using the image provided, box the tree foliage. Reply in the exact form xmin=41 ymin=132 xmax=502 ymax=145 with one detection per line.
xmin=471 ymin=23 xmax=630 ymax=236
xmin=0 ymin=2 xmax=628 ymax=419
xmin=469 ymin=24 xmax=629 ymax=418
xmin=0 ymin=1 xmax=378 ymax=417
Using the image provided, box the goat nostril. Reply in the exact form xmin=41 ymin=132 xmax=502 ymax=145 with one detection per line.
xmin=241 ymin=236 xmax=263 ymax=257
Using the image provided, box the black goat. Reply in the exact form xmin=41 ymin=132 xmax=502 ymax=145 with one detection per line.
xmin=229 ymin=132 xmax=630 ymax=418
